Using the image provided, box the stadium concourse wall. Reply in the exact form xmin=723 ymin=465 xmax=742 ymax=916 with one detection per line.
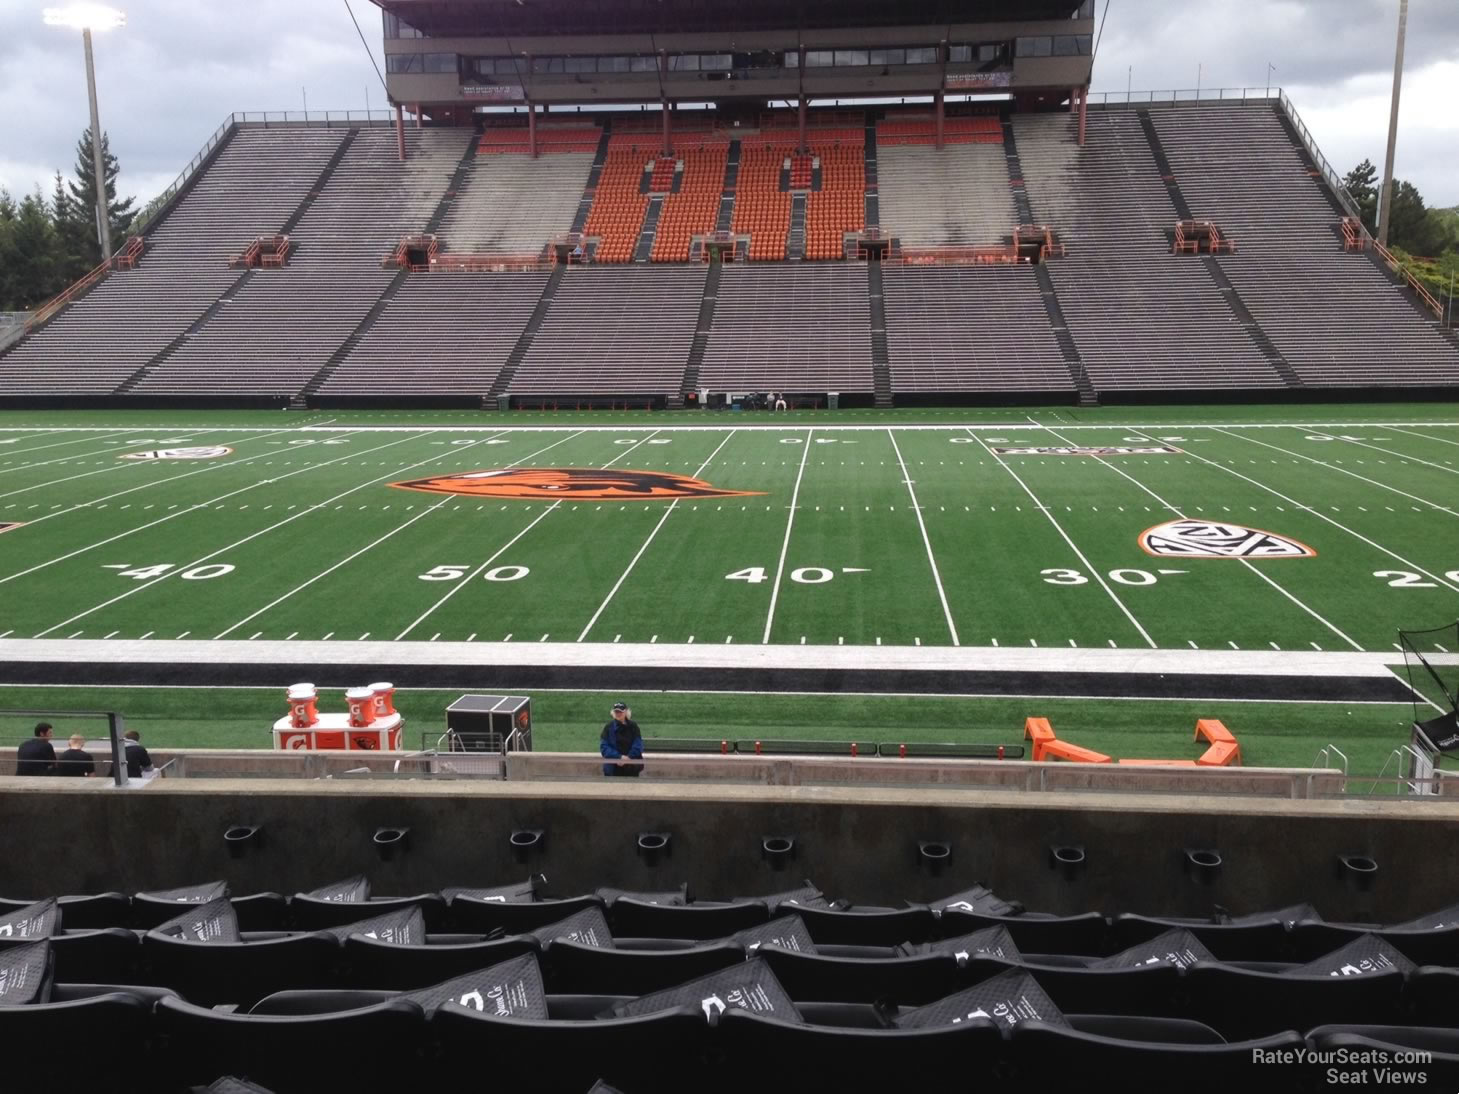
xmin=2 ymin=771 xmax=1457 ymax=921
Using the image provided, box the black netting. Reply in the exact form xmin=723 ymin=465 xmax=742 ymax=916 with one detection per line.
xmin=0 ymin=939 xmax=51 ymax=1005
xmin=896 ymin=968 xmax=1066 ymax=1031
xmin=733 ymin=881 xmax=827 ymax=915
xmin=322 ymin=905 xmax=426 ymax=945
xmin=1289 ymin=934 xmax=1416 ymax=977
xmin=405 ymin=952 xmax=549 ymax=1019
xmin=1391 ymin=903 xmax=1459 ymax=931
xmin=152 ymin=897 xmax=240 ymax=944
xmin=138 ymin=881 xmax=229 ymax=904
xmin=929 ymin=884 xmax=1023 ymax=917
xmin=0 ymin=898 xmax=60 ymax=940
xmin=594 ymin=885 xmax=688 ymax=907
xmin=728 ymin=914 xmax=817 ymax=955
xmin=302 ymin=875 xmax=370 ymax=903
xmin=612 ymin=957 xmax=801 ymax=1024
xmin=915 ymin=924 xmax=1021 ymax=964
xmin=1093 ymin=928 xmax=1213 ymax=970
xmin=443 ymin=876 xmax=545 ymax=904
xmin=528 ymin=907 xmax=613 ymax=948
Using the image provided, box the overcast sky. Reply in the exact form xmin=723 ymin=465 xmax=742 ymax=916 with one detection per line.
xmin=1 ymin=0 xmax=1455 ymax=211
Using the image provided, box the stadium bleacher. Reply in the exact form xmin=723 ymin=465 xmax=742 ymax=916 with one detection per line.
xmin=3 ymin=879 xmax=1457 ymax=1092
xmin=2 ymin=101 xmax=1456 ymax=405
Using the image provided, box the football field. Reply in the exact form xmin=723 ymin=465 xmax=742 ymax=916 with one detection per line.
xmin=0 ymin=407 xmax=1456 ymax=653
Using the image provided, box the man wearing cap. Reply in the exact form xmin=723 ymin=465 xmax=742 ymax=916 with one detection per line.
xmin=600 ymin=703 xmax=644 ymax=777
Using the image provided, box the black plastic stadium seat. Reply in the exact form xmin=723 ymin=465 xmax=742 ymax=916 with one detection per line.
xmin=1107 ymin=912 xmax=1295 ymax=962
xmin=156 ymin=994 xmax=426 ymax=1094
xmin=1406 ymin=966 xmax=1459 ymax=1016
xmin=542 ymin=939 xmax=746 ymax=995
xmin=0 ymin=893 xmax=130 ymax=930
xmin=715 ymin=1008 xmax=1002 ymax=1090
xmin=341 ymin=933 xmax=539 ymax=990
xmin=936 ymin=910 xmax=1109 ymax=955
xmin=760 ymin=949 xmax=968 ymax=1005
xmin=140 ymin=931 xmax=342 ymax=1008
xmin=1306 ymin=1024 xmax=1459 ymax=1084
xmin=1182 ymin=963 xmax=1408 ymax=1040
xmin=289 ymin=893 xmax=447 ymax=932
xmin=1289 ymin=920 xmax=1459 ymax=966
xmin=606 ymin=898 xmax=769 ymax=940
xmin=130 ymin=891 xmax=289 ymax=931
xmin=1064 ymin=1014 xmax=1227 ymax=1043
xmin=1 ymin=992 xmax=157 ymax=1093
xmin=995 ymin=961 xmax=1187 ymax=1019
xmin=794 ymin=905 xmax=937 ymax=947
xmin=1005 ymin=1021 xmax=1309 ymax=1091
xmin=251 ymin=989 xmax=637 ymax=1021
xmin=448 ymin=894 xmax=603 ymax=934
xmin=430 ymin=1003 xmax=711 ymax=1093
xmin=0 ymin=927 xmax=138 ymax=985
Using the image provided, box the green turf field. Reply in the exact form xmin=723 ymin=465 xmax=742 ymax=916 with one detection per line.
xmin=0 ymin=404 xmax=1455 ymax=650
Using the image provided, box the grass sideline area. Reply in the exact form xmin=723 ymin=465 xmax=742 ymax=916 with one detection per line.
xmin=0 ymin=684 xmax=1422 ymax=779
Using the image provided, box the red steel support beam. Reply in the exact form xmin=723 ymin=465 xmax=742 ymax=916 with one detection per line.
xmin=798 ymin=95 xmax=807 ymax=154
xmin=395 ymin=102 xmax=406 ymax=161
xmin=1077 ymin=85 xmax=1088 ymax=146
xmin=662 ymin=100 xmax=672 ymax=157
xmin=414 ymin=103 xmax=422 ymax=128
xmin=935 ymin=90 xmax=945 ymax=150
xmin=528 ymin=102 xmax=537 ymax=158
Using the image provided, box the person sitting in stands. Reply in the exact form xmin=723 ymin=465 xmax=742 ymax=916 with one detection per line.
xmin=57 ymin=734 xmax=95 ymax=777
xmin=600 ymin=702 xmax=644 ymax=777
xmin=15 ymin=722 xmax=56 ymax=776
xmin=123 ymin=730 xmax=153 ymax=779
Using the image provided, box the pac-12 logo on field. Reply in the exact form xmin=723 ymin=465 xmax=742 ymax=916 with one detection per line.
xmin=390 ymin=468 xmax=765 ymax=501
xmin=120 ymin=446 xmax=233 ymax=460
xmin=1139 ymin=520 xmax=1316 ymax=559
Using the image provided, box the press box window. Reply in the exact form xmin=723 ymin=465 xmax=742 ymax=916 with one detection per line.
xmin=423 ymin=53 xmax=457 ymax=73
xmin=905 ymin=47 xmax=937 ymax=64
xmin=386 ymin=54 xmax=423 ymax=74
xmin=631 ymin=56 xmax=659 ymax=72
xmin=1016 ymin=36 xmax=1053 ymax=57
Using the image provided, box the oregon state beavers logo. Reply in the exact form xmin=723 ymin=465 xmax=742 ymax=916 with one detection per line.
xmin=390 ymin=468 xmax=765 ymax=501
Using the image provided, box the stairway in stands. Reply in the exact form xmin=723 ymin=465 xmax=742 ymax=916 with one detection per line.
xmin=677 ymin=260 xmax=723 ymax=409
xmin=117 ymin=129 xmax=362 ymax=396
xmin=1003 ymin=121 xmax=1097 ymax=405
xmin=571 ymin=128 xmax=614 ymax=236
xmin=715 ymin=140 xmax=740 ymax=232
xmin=863 ymin=120 xmax=880 ymax=228
xmin=787 ymin=193 xmax=808 ymax=260
xmin=1136 ymin=112 xmax=1302 ymax=389
xmin=298 ymin=133 xmax=484 ymax=404
xmin=633 ymin=195 xmax=665 ymax=262
xmin=867 ymin=262 xmax=893 ymax=408
xmin=488 ymin=264 xmax=566 ymax=404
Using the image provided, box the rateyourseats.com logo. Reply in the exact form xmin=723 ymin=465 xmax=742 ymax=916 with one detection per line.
xmin=1251 ymin=1046 xmax=1432 ymax=1084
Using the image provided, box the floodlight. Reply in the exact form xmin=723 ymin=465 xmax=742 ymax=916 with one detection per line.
xmin=43 ymin=5 xmax=126 ymax=30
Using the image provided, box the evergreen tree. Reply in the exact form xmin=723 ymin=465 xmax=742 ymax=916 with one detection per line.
xmin=1342 ymin=159 xmax=1378 ymax=234
xmin=51 ymin=172 xmax=93 ymax=285
xmin=10 ymin=189 xmax=60 ymax=309
xmin=66 ymin=127 xmax=136 ymax=264
xmin=1387 ymin=179 xmax=1443 ymax=257
xmin=0 ymin=190 xmax=19 ymax=312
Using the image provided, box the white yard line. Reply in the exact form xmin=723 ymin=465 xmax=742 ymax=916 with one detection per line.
xmin=0 ymin=437 xmax=160 ymax=476
xmin=1295 ymin=426 xmax=1459 ymax=477
xmin=970 ymin=429 xmax=1156 ymax=648
xmin=1388 ymin=425 xmax=1459 ymax=450
xmin=0 ymin=428 xmax=259 ymax=501
xmin=0 ymin=430 xmax=117 ymax=458
xmin=1037 ymin=422 xmax=1363 ymax=652
xmin=396 ymin=429 xmax=658 ymax=640
xmin=0 ymin=426 xmax=327 ymax=532
xmin=27 ymin=432 xmax=443 ymax=637
xmin=1126 ymin=429 xmax=1459 ymax=594
xmin=762 ymin=427 xmax=814 ymax=644
xmin=888 ymin=428 xmax=959 ymax=647
xmin=577 ymin=429 xmax=739 ymax=643
xmin=210 ymin=430 xmax=521 ymax=639
xmin=0 ymin=429 xmax=368 ymax=587
xmin=1210 ymin=427 xmax=1458 ymax=516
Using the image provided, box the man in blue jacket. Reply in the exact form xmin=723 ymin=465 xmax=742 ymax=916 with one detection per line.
xmin=600 ymin=702 xmax=644 ymax=777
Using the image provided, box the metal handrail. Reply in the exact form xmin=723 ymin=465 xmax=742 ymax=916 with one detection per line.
xmin=1086 ymin=86 xmax=1280 ymax=107
xmin=1276 ymin=90 xmax=1370 ymax=234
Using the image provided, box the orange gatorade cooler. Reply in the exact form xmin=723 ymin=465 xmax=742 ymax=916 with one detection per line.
xmin=370 ymin=682 xmax=396 ymax=718
xmin=346 ymin=687 xmax=375 ymax=728
xmin=287 ymin=683 xmax=319 ymax=728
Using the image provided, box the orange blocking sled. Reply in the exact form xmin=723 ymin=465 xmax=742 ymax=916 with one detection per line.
xmin=1024 ymin=717 xmax=1056 ymax=761
xmin=1195 ymin=719 xmax=1241 ymax=766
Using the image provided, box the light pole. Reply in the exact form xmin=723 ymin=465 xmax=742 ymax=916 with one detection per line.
xmin=1266 ymin=62 xmax=1276 ymax=99
xmin=1378 ymin=0 xmax=1409 ymax=248
xmin=43 ymin=5 xmax=126 ymax=262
